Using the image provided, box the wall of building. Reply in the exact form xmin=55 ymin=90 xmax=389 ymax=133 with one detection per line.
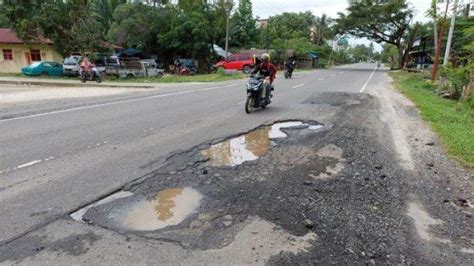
xmin=0 ymin=44 xmax=63 ymax=73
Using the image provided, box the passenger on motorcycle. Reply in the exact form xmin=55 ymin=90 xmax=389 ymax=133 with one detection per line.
xmin=80 ymin=56 xmax=94 ymax=77
xmin=251 ymin=53 xmax=277 ymax=103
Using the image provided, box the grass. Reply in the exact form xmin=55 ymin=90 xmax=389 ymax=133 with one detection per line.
xmin=389 ymin=71 xmax=474 ymax=169
xmin=0 ymin=72 xmax=245 ymax=83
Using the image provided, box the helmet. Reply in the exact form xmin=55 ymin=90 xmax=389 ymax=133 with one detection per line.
xmin=261 ymin=53 xmax=270 ymax=61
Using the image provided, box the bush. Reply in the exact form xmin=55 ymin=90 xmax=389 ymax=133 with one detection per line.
xmin=439 ymin=67 xmax=469 ymax=100
xmin=216 ymin=67 xmax=225 ymax=76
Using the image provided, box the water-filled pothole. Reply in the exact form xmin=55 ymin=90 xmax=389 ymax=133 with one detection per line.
xmin=121 ymin=187 xmax=202 ymax=231
xmin=71 ymin=187 xmax=202 ymax=231
xmin=201 ymin=121 xmax=322 ymax=167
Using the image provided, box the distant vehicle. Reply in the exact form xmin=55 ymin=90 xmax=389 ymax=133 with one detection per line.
xmin=80 ymin=66 xmax=102 ymax=83
xmin=64 ymin=54 xmax=107 ymax=77
xmin=63 ymin=55 xmax=82 ymax=76
xmin=214 ymin=53 xmax=254 ymax=74
xmin=22 ymin=61 xmax=64 ymax=76
xmin=174 ymin=59 xmax=198 ymax=75
xmin=106 ymin=59 xmax=164 ymax=79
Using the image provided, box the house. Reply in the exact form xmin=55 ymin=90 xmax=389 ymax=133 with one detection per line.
xmin=0 ymin=28 xmax=62 ymax=73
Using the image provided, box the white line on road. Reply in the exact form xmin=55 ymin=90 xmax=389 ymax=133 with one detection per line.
xmin=237 ymin=101 xmax=246 ymax=105
xmin=0 ymin=83 xmax=242 ymax=123
xmin=359 ymin=65 xmax=378 ymax=93
xmin=292 ymin=83 xmax=305 ymax=89
xmin=16 ymin=160 xmax=42 ymax=169
xmin=331 ymin=74 xmax=336 ymax=77
xmin=318 ymin=78 xmax=324 ymax=81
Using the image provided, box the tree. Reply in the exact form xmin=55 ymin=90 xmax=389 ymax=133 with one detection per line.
xmin=350 ymin=44 xmax=371 ymax=62
xmin=2 ymin=1 xmax=105 ymax=56
xmin=336 ymin=0 xmax=414 ymax=68
xmin=159 ymin=8 xmax=214 ymax=69
xmin=312 ymin=14 xmax=333 ymax=46
xmin=107 ymin=2 xmax=171 ymax=55
xmin=230 ymin=0 xmax=257 ymax=49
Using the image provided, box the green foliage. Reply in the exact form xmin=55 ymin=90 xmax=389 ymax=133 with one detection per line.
xmin=336 ymin=0 xmax=414 ymax=68
xmin=230 ymin=0 xmax=257 ymax=49
xmin=380 ymin=44 xmax=399 ymax=68
xmin=2 ymin=0 xmax=105 ymax=56
xmin=349 ymin=44 xmax=371 ymax=62
xmin=439 ymin=67 xmax=469 ymax=100
xmin=265 ymin=12 xmax=315 ymax=42
xmin=107 ymin=3 xmax=171 ymax=55
xmin=391 ymin=71 xmax=474 ymax=169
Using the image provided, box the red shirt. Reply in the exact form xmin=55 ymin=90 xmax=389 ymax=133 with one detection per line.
xmin=254 ymin=62 xmax=277 ymax=83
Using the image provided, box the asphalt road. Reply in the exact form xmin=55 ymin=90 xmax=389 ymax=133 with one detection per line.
xmin=0 ymin=64 xmax=377 ymax=243
xmin=1 ymin=64 xmax=471 ymax=264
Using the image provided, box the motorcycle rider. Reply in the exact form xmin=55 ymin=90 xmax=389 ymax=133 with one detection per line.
xmin=285 ymin=57 xmax=296 ymax=76
xmin=80 ymin=56 xmax=93 ymax=78
xmin=251 ymin=53 xmax=277 ymax=104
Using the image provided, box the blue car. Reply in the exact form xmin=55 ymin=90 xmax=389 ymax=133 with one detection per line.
xmin=21 ymin=61 xmax=64 ymax=76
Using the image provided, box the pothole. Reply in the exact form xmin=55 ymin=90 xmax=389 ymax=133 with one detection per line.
xmin=201 ymin=121 xmax=322 ymax=167
xmin=309 ymin=144 xmax=346 ymax=179
xmin=71 ymin=187 xmax=202 ymax=232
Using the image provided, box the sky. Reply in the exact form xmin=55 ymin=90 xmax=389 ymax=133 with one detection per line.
xmin=248 ymin=0 xmax=434 ymax=50
xmin=250 ymin=0 xmax=432 ymax=22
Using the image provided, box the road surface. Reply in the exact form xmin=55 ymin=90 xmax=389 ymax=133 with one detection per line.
xmin=0 ymin=64 xmax=472 ymax=264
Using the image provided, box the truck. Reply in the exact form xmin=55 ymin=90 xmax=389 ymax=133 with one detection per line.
xmin=105 ymin=58 xmax=164 ymax=79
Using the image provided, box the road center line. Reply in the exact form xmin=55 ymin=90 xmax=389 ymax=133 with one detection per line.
xmin=359 ymin=66 xmax=378 ymax=93
xmin=292 ymin=83 xmax=305 ymax=89
xmin=0 ymin=84 xmax=240 ymax=123
xmin=16 ymin=160 xmax=42 ymax=169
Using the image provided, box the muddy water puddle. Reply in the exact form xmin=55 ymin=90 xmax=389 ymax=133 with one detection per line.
xmin=71 ymin=187 xmax=202 ymax=232
xmin=201 ymin=121 xmax=322 ymax=167
xmin=121 ymin=187 xmax=202 ymax=231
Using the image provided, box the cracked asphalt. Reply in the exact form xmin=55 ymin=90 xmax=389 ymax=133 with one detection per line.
xmin=0 ymin=64 xmax=472 ymax=265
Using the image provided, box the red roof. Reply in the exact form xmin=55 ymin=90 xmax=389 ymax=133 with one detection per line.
xmin=0 ymin=28 xmax=52 ymax=44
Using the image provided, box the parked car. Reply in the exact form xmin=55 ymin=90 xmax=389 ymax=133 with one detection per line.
xmin=174 ymin=58 xmax=198 ymax=75
xmin=63 ymin=55 xmax=82 ymax=76
xmin=22 ymin=61 xmax=64 ymax=76
xmin=214 ymin=53 xmax=254 ymax=74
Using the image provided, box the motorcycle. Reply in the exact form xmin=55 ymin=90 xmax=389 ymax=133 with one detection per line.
xmin=245 ymin=74 xmax=273 ymax=114
xmin=284 ymin=67 xmax=293 ymax=79
xmin=80 ymin=66 xmax=102 ymax=83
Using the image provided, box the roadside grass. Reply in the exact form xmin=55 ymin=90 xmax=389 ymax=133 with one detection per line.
xmin=0 ymin=72 xmax=245 ymax=83
xmin=389 ymin=71 xmax=474 ymax=169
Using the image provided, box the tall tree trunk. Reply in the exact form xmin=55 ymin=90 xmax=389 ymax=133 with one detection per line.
xmin=443 ymin=0 xmax=458 ymax=67
xmin=432 ymin=0 xmax=450 ymax=82
xmin=397 ymin=44 xmax=404 ymax=69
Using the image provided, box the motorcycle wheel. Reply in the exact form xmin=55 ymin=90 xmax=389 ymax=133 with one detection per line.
xmin=245 ymin=95 xmax=254 ymax=114
xmin=81 ymin=75 xmax=86 ymax=83
xmin=95 ymin=75 xmax=102 ymax=83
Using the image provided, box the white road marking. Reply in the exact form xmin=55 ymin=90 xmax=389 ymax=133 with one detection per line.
xmin=16 ymin=160 xmax=42 ymax=169
xmin=237 ymin=101 xmax=246 ymax=105
xmin=331 ymin=74 xmax=336 ymax=77
xmin=318 ymin=78 xmax=324 ymax=81
xmin=359 ymin=65 xmax=378 ymax=93
xmin=0 ymin=83 xmax=242 ymax=123
xmin=292 ymin=83 xmax=305 ymax=89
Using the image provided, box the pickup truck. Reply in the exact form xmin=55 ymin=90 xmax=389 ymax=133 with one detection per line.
xmin=106 ymin=60 xmax=164 ymax=79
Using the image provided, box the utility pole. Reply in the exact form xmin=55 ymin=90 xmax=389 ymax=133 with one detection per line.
xmin=432 ymin=0 xmax=450 ymax=82
xmin=224 ymin=0 xmax=233 ymax=60
xmin=432 ymin=0 xmax=438 ymax=51
xmin=443 ymin=0 xmax=459 ymax=66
